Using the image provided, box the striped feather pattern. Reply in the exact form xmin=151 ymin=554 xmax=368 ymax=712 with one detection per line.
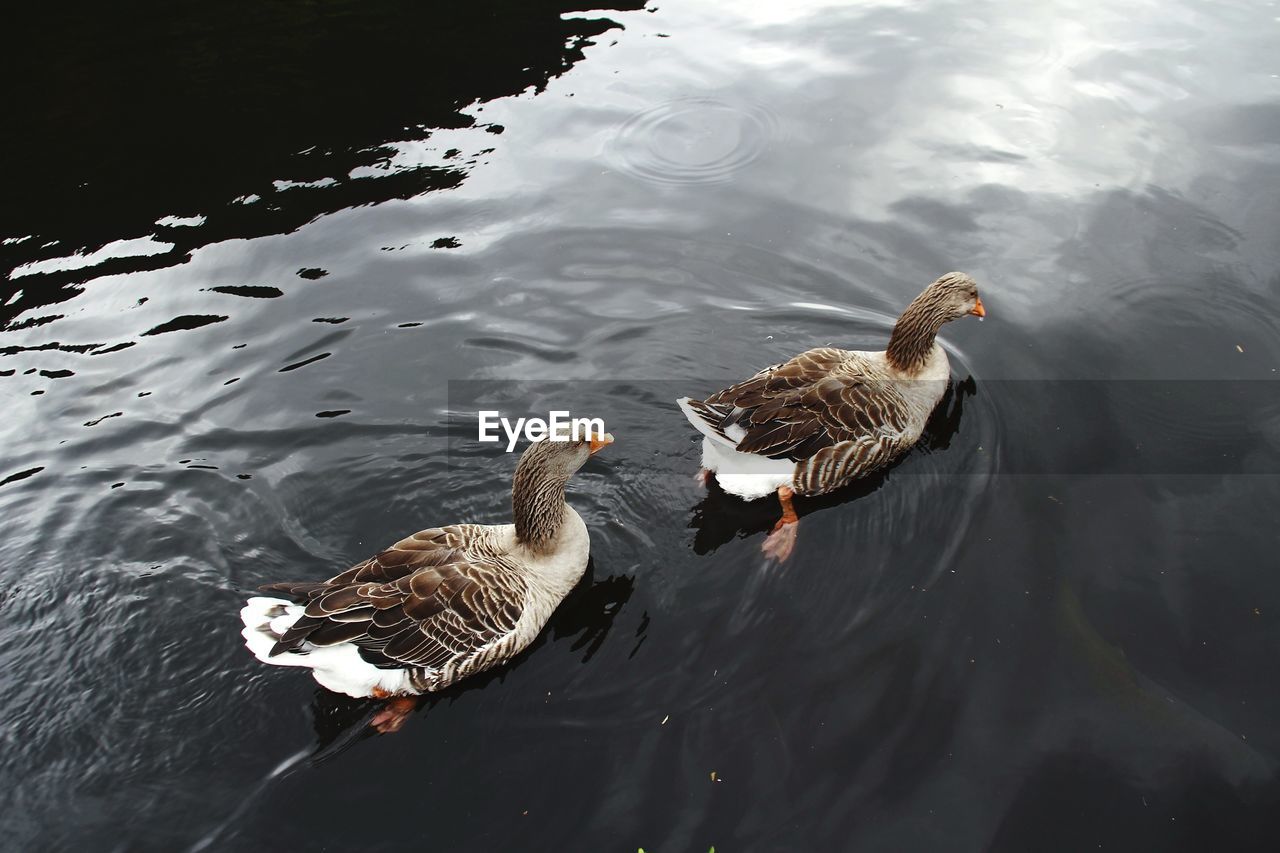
xmin=260 ymin=524 xmax=530 ymax=688
xmin=686 ymin=347 xmax=915 ymax=496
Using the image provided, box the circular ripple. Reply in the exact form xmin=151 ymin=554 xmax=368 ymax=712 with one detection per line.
xmin=610 ymin=98 xmax=777 ymax=185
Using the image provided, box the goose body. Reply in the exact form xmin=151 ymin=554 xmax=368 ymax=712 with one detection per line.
xmin=240 ymin=434 xmax=611 ymax=709
xmin=678 ymin=343 xmax=951 ymax=500
xmin=677 ymin=272 xmax=984 ymax=560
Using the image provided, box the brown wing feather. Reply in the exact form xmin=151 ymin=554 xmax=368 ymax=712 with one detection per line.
xmin=688 ymin=347 xmax=917 ymax=493
xmin=262 ymin=525 xmax=527 ymax=670
xmin=791 ymin=433 xmax=900 ymax=495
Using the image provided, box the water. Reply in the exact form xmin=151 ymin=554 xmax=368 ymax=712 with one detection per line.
xmin=3 ymin=0 xmax=1279 ymax=849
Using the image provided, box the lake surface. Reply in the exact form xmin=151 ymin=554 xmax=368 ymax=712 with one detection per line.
xmin=3 ymin=0 xmax=1280 ymax=849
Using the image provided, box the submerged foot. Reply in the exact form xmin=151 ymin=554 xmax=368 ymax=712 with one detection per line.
xmin=761 ymin=520 xmax=798 ymax=563
xmin=762 ymin=485 xmax=800 ymax=563
xmin=370 ymin=696 xmax=418 ymax=734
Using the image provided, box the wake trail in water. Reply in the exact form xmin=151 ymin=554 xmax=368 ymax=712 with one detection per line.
xmin=188 ymin=747 xmax=310 ymax=852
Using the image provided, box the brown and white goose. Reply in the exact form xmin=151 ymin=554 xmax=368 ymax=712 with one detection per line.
xmin=240 ymin=432 xmax=612 ymax=732
xmin=677 ymin=272 xmax=984 ymax=562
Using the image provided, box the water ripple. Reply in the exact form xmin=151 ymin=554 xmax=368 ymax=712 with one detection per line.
xmin=609 ymin=98 xmax=778 ymax=185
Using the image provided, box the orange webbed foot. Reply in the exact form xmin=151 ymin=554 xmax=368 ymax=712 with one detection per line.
xmin=761 ymin=520 xmax=798 ymax=563
xmin=761 ymin=485 xmax=800 ymax=564
xmin=370 ymin=696 xmax=418 ymax=734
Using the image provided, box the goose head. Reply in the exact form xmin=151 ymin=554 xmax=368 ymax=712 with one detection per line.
xmin=926 ymin=271 xmax=986 ymax=321
xmin=514 ymin=431 xmax=612 ymax=484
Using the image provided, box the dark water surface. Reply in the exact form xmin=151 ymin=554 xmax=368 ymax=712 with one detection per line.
xmin=4 ymin=0 xmax=1280 ymax=850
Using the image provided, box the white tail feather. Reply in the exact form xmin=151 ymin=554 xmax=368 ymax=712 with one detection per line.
xmin=676 ymin=397 xmax=794 ymax=500
xmin=239 ymin=595 xmax=414 ymax=698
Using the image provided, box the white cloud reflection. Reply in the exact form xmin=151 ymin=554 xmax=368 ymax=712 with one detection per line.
xmin=10 ymin=235 xmax=175 ymax=279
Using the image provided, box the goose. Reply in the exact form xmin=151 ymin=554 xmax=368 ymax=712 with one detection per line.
xmin=677 ymin=272 xmax=984 ymax=562
xmin=240 ymin=432 xmax=613 ymax=732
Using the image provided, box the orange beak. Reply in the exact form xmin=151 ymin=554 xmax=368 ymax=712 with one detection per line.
xmin=970 ymin=295 xmax=986 ymax=318
xmin=589 ymin=432 xmax=614 ymax=455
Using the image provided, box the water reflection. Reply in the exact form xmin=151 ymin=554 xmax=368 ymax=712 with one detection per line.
xmin=0 ymin=0 xmax=645 ymax=322
xmin=3 ymin=0 xmax=1280 ymax=847
xmin=609 ymin=97 xmax=779 ymax=185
